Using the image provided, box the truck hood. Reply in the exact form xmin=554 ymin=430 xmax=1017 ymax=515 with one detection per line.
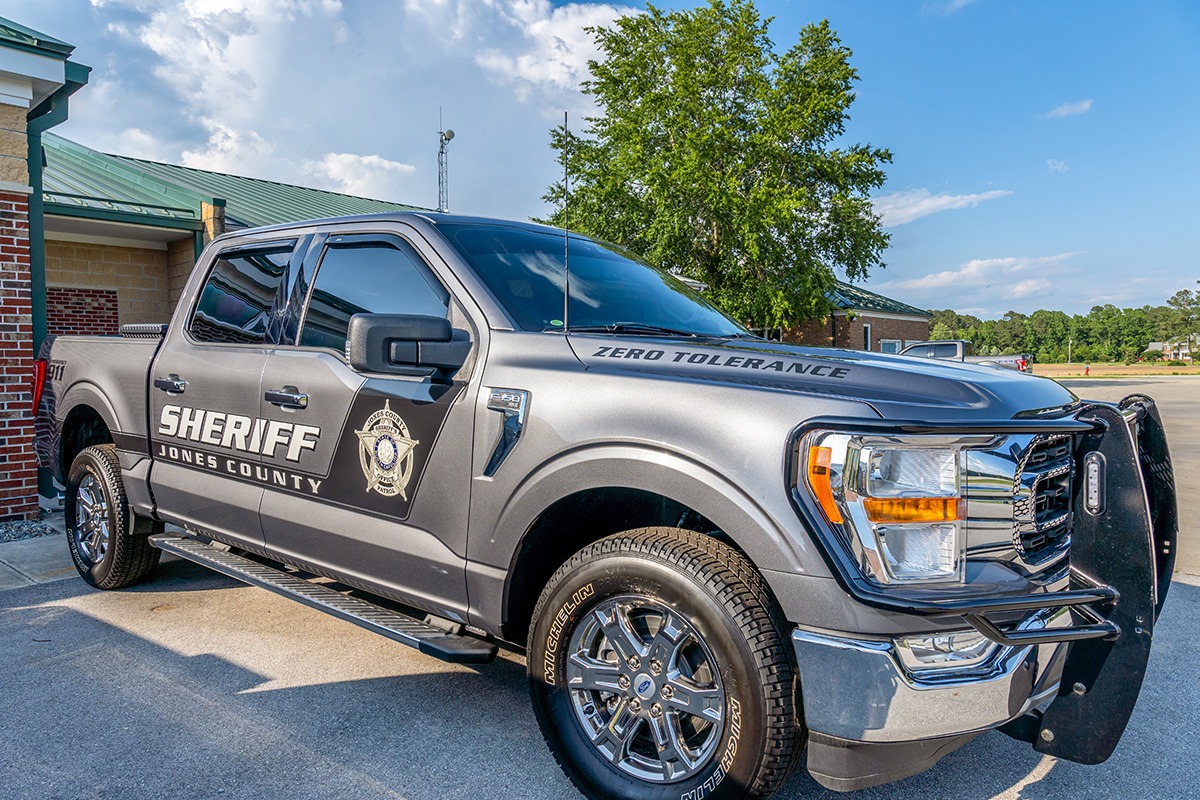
xmin=567 ymin=333 xmax=1077 ymax=421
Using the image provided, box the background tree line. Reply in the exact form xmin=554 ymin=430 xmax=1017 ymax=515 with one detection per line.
xmin=929 ymin=285 xmax=1199 ymax=363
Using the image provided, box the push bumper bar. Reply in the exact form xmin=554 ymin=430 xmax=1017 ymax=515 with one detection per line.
xmin=794 ymin=395 xmax=1177 ymax=789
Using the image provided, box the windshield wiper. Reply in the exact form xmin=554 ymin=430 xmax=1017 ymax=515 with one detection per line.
xmin=566 ymin=322 xmax=701 ymax=338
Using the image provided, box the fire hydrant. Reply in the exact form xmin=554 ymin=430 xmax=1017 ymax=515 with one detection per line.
xmin=1085 ymin=365 xmax=1090 ymax=376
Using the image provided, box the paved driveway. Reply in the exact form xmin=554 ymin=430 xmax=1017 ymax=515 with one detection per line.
xmin=2 ymin=377 xmax=1196 ymax=799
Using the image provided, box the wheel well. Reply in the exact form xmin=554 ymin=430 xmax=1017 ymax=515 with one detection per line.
xmin=503 ymin=487 xmax=724 ymax=644
xmin=60 ymin=405 xmax=112 ymax=475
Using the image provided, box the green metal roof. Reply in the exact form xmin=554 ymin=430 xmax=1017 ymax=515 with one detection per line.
xmin=829 ymin=280 xmax=930 ymax=317
xmin=0 ymin=16 xmax=74 ymax=59
xmin=41 ymin=132 xmax=428 ymax=231
xmin=111 ymin=152 xmax=427 ymax=229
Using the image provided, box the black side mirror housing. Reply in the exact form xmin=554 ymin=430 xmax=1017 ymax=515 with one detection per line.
xmin=346 ymin=314 xmax=470 ymax=379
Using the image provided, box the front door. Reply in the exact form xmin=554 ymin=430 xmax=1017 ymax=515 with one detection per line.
xmin=148 ymin=238 xmax=300 ymax=548
xmin=257 ymin=231 xmax=478 ymax=620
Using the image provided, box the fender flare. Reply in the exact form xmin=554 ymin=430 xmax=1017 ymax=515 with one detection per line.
xmin=495 ymin=442 xmax=831 ymax=617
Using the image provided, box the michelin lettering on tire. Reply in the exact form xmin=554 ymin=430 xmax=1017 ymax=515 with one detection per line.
xmin=543 ymin=582 xmax=594 ymax=685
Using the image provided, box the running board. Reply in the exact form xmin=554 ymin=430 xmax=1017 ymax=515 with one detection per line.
xmin=149 ymin=534 xmax=497 ymax=664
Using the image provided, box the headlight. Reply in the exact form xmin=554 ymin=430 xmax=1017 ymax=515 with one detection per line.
xmin=801 ymin=431 xmax=988 ymax=586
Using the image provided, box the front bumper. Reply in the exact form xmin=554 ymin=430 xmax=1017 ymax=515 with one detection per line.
xmin=792 ymin=607 xmax=1070 ymax=744
xmin=792 ymin=395 xmax=1177 ymax=791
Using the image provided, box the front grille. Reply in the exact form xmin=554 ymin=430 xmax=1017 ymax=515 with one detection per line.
xmin=1014 ymin=435 xmax=1074 ymax=562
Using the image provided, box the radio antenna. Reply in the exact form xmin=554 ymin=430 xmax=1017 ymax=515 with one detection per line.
xmin=562 ymin=110 xmax=571 ymax=334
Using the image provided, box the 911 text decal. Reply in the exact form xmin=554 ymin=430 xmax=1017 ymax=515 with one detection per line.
xmin=591 ymin=346 xmax=851 ymax=379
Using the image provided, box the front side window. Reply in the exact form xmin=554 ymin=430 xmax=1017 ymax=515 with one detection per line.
xmin=435 ymin=223 xmax=745 ymax=338
xmin=190 ymin=245 xmax=292 ymax=345
xmin=299 ymin=238 xmax=450 ymax=353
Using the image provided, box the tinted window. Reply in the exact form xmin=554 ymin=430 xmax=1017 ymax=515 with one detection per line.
xmin=299 ymin=239 xmax=450 ymax=353
xmin=436 ymin=223 xmax=744 ymax=337
xmin=190 ymin=246 xmax=292 ymax=344
xmin=932 ymin=343 xmax=959 ymax=359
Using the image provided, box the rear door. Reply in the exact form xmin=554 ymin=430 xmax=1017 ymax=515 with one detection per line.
xmin=148 ymin=238 xmax=301 ymax=548
xmin=257 ymin=227 xmax=481 ymax=619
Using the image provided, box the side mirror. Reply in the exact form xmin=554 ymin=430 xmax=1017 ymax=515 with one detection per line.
xmin=346 ymin=313 xmax=470 ymax=379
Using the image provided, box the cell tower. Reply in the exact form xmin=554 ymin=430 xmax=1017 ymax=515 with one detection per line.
xmin=437 ymin=123 xmax=455 ymax=213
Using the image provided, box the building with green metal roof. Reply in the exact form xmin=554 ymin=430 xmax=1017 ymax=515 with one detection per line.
xmin=39 ymin=132 xmax=430 ymax=331
xmin=783 ymin=280 xmax=931 ymax=353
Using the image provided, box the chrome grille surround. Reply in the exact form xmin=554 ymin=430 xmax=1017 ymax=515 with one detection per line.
xmin=963 ymin=432 xmax=1075 ymax=576
xmin=1013 ymin=435 xmax=1074 ymax=563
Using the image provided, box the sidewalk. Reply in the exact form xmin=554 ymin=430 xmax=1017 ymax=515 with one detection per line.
xmin=0 ymin=511 xmax=75 ymax=591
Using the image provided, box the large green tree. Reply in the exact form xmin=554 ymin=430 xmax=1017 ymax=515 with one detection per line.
xmin=541 ymin=0 xmax=891 ymax=328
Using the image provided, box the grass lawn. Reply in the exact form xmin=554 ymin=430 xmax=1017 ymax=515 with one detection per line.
xmin=1034 ymin=362 xmax=1200 ymax=378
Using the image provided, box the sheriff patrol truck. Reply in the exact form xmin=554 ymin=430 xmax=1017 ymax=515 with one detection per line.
xmin=34 ymin=212 xmax=1178 ymax=800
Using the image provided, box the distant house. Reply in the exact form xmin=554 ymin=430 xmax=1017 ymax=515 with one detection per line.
xmin=784 ymin=281 xmax=931 ymax=353
xmin=1147 ymin=337 xmax=1193 ymax=361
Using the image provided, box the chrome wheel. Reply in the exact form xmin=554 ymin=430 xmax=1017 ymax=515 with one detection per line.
xmin=73 ymin=473 xmax=111 ymax=564
xmin=565 ymin=595 xmax=725 ymax=783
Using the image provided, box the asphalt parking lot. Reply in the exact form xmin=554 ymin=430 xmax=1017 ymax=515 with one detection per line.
xmin=2 ymin=377 xmax=1196 ymax=800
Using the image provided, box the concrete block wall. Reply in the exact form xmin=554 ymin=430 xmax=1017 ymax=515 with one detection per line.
xmin=45 ymin=240 xmax=173 ymax=326
xmin=0 ymin=104 xmax=28 ymax=188
xmin=167 ymin=237 xmax=195 ymax=308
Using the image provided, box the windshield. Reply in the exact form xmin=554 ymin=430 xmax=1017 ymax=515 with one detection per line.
xmin=435 ymin=223 xmax=745 ymax=337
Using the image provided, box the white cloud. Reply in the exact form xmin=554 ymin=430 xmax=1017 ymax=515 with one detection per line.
xmin=1045 ymin=99 xmax=1093 ymax=118
xmin=1046 ymin=159 xmax=1069 ymax=173
xmin=304 ymin=152 xmax=418 ymax=201
xmin=871 ymin=252 xmax=1087 ymax=317
xmin=474 ymin=1 xmax=631 ymax=112
xmin=923 ymin=0 xmax=976 ymax=13
xmin=872 ymin=188 xmax=1012 ymax=227
xmin=882 ymin=252 xmax=1081 ymax=291
xmin=50 ymin=0 xmax=636 ymax=216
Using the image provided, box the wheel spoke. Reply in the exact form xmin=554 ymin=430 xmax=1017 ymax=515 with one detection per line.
xmin=567 ymin=652 xmax=623 ymax=693
xmin=648 ymin=711 xmax=698 ymax=780
xmin=594 ymin=603 xmax=645 ymax=663
xmin=663 ymin=674 xmax=723 ymax=723
xmin=647 ymin=608 xmax=688 ymax=665
xmin=590 ymin=700 xmax=641 ymax=764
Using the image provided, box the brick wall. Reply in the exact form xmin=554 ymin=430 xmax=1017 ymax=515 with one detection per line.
xmin=0 ymin=192 xmax=38 ymax=520
xmin=785 ymin=313 xmax=930 ymax=351
xmin=45 ymin=239 xmax=173 ymax=325
xmin=46 ymin=287 xmax=120 ymax=335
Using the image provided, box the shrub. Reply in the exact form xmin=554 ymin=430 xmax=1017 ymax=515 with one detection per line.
xmin=1167 ymin=360 xmax=1187 ymax=367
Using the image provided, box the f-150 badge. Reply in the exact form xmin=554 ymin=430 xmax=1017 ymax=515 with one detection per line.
xmin=355 ymin=400 xmax=419 ymax=498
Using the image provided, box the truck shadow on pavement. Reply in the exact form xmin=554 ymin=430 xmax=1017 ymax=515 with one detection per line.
xmin=2 ymin=571 xmax=1196 ymax=800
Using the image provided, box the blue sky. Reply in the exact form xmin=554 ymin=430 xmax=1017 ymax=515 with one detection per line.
xmin=7 ymin=0 xmax=1198 ymax=317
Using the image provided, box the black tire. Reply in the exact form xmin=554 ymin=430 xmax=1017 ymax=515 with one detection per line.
xmin=528 ymin=528 xmax=802 ymax=800
xmin=65 ymin=444 xmax=162 ymax=589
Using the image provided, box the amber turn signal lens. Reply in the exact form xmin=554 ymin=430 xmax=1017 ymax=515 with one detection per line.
xmin=864 ymin=497 xmax=963 ymax=524
xmin=806 ymin=445 xmax=844 ymax=524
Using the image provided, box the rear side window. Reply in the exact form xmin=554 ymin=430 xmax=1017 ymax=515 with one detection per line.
xmin=931 ymin=343 xmax=958 ymax=359
xmin=190 ymin=246 xmax=292 ymax=345
xmin=299 ymin=238 xmax=450 ymax=353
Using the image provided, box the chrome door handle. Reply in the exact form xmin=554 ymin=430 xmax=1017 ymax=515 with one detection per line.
xmin=265 ymin=386 xmax=308 ymax=409
xmin=154 ymin=375 xmax=187 ymax=394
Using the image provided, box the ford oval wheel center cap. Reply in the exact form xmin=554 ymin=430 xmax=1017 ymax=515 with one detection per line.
xmin=633 ymin=673 xmax=656 ymax=700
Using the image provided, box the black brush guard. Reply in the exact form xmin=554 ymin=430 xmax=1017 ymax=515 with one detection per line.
xmin=790 ymin=395 xmax=1177 ymax=765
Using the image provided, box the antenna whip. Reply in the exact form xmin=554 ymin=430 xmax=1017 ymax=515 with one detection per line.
xmin=562 ymin=110 xmax=570 ymax=333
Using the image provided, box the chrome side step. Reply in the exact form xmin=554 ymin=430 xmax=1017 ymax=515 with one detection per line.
xmin=149 ymin=534 xmax=497 ymax=664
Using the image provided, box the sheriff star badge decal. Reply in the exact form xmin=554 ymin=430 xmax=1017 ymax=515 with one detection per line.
xmin=355 ymin=400 xmax=419 ymax=498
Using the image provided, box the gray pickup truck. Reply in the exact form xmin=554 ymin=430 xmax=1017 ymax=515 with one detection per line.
xmin=900 ymin=338 xmax=1033 ymax=372
xmin=34 ymin=212 xmax=1177 ymax=800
